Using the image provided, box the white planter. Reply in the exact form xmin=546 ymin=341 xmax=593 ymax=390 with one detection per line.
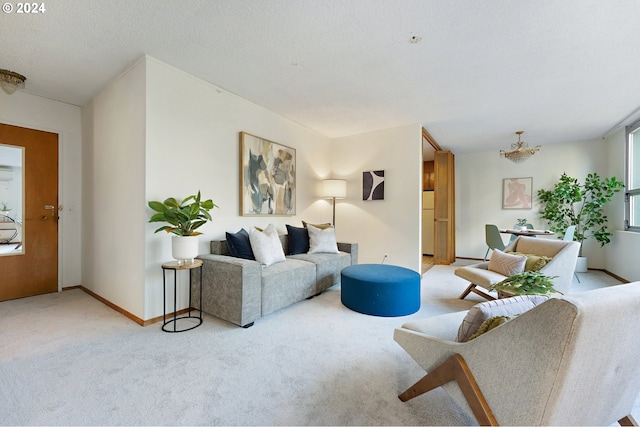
xmin=171 ymin=235 xmax=199 ymax=265
xmin=575 ymin=256 xmax=588 ymax=273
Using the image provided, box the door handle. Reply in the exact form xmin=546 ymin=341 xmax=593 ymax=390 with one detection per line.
xmin=44 ymin=205 xmax=60 ymax=222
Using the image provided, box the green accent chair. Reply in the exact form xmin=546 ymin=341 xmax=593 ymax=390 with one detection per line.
xmin=484 ymin=224 xmax=505 ymax=261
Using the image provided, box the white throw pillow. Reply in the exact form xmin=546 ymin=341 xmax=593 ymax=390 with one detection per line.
xmin=249 ymin=224 xmax=286 ymax=267
xmin=488 ymin=249 xmax=527 ymax=276
xmin=456 ymin=295 xmax=548 ymax=342
xmin=307 ymin=224 xmax=339 ymax=254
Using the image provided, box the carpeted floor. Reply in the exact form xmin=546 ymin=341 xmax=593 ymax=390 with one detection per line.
xmin=0 ymin=265 xmax=633 ymax=426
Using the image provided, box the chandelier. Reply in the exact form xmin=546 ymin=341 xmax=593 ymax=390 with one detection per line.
xmin=500 ymin=131 xmax=541 ymax=163
xmin=0 ymin=69 xmax=26 ymax=95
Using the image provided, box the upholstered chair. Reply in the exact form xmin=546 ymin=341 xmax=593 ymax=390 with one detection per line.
xmin=394 ymin=282 xmax=640 ymax=426
xmin=455 ymin=236 xmax=580 ymax=301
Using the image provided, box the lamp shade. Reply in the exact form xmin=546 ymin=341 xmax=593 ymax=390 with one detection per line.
xmin=322 ymin=179 xmax=347 ymax=199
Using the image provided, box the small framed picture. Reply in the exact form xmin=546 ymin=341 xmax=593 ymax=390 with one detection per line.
xmin=363 ymin=170 xmax=384 ymax=200
xmin=502 ymin=177 xmax=533 ymax=210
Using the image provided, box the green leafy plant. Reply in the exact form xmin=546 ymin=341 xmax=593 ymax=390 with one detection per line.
xmin=489 ymin=271 xmax=558 ymax=296
xmin=0 ymin=201 xmax=10 ymax=211
xmin=537 ymin=172 xmax=624 ymax=255
xmin=516 ymin=218 xmax=528 ymax=226
xmin=148 ymin=191 xmax=217 ymax=236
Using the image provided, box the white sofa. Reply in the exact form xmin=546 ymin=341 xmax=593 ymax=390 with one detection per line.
xmin=455 ymin=236 xmax=580 ymax=300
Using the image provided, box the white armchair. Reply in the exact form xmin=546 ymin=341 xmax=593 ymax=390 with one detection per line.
xmin=393 ymin=282 xmax=640 ymax=426
xmin=455 ymin=236 xmax=580 ymax=300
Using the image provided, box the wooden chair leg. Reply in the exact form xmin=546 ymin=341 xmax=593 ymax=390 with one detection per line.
xmin=619 ymin=415 xmax=638 ymax=426
xmin=458 ymin=283 xmax=476 ymax=299
xmin=399 ymin=354 xmax=498 ymax=426
xmin=459 ymin=283 xmax=496 ymax=301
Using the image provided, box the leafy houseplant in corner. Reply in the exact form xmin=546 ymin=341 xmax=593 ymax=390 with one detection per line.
xmin=537 ymin=172 xmax=624 ymax=272
xmin=148 ymin=191 xmax=217 ymax=264
xmin=489 ymin=271 xmax=558 ymax=298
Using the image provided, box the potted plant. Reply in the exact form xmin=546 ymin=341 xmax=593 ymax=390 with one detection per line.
xmin=148 ymin=191 xmax=217 ymax=264
xmin=516 ymin=218 xmax=528 ymax=230
xmin=537 ymin=172 xmax=624 ymax=272
xmin=489 ymin=270 xmax=558 ymax=297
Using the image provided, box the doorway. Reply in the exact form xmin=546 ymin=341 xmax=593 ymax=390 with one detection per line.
xmin=422 ymin=127 xmax=455 ymax=268
xmin=0 ymin=123 xmax=59 ymax=301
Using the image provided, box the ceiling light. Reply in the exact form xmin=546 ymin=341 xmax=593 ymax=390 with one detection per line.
xmin=0 ymin=69 xmax=26 ymax=95
xmin=500 ymin=131 xmax=541 ymax=163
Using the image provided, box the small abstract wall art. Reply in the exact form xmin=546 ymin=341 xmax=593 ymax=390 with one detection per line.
xmin=363 ymin=170 xmax=385 ymax=201
xmin=502 ymin=177 xmax=533 ymax=210
xmin=240 ymin=132 xmax=296 ymax=216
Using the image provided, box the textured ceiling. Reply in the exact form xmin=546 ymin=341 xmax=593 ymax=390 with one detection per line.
xmin=2 ymin=0 xmax=640 ymax=154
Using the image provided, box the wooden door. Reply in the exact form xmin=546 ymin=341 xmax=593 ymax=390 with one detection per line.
xmin=0 ymin=123 xmax=58 ymax=301
xmin=434 ymin=150 xmax=455 ymax=264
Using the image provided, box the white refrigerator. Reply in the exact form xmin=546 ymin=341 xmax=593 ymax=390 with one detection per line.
xmin=422 ymin=191 xmax=434 ymax=255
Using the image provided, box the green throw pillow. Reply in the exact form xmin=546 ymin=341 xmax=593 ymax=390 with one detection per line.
xmin=507 ymin=251 xmax=552 ymax=271
xmin=467 ymin=315 xmax=515 ymax=340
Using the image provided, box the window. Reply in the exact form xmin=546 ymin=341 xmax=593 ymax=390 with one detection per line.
xmin=625 ymin=119 xmax=640 ymax=231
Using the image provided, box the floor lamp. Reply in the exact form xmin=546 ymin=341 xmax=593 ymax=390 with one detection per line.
xmin=322 ymin=179 xmax=347 ymax=226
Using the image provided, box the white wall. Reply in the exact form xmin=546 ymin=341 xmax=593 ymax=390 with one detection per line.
xmin=88 ymin=55 xmax=341 ymax=320
xmin=605 ymin=128 xmax=640 ymax=282
xmin=330 ymin=124 xmax=423 ymax=273
xmin=123 ymin=56 xmax=330 ymax=320
xmin=81 ymin=58 xmax=147 ymax=317
xmin=83 ymin=56 xmax=423 ymax=321
xmin=0 ymin=90 xmax=82 ymax=288
xmin=455 ymin=138 xmax=613 ymax=269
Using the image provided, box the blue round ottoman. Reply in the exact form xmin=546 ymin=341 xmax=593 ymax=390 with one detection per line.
xmin=341 ymin=264 xmax=421 ymax=317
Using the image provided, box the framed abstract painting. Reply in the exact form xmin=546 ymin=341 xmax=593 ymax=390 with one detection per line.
xmin=240 ymin=132 xmax=296 ymax=216
xmin=363 ymin=170 xmax=385 ymax=200
xmin=502 ymin=177 xmax=532 ymax=210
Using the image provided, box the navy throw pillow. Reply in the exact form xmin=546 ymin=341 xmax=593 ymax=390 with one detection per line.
xmin=286 ymin=224 xmax=309 ymax=255
xmin=225 ymin=229 xmax=255 ymax=260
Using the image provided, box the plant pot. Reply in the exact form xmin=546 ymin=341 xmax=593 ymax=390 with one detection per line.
xmin=171 ymin=235 xmax=199 ymax=265
xmin=575 ymin=256 xmax=588 ymax=273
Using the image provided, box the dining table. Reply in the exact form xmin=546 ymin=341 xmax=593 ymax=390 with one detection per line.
xmin=499 ymin=228 xmax=555 ymax=237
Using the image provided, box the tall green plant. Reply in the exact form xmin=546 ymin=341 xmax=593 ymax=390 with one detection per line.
xmin=148 ymin=191 xmax=217 ymax=236
xmin=537 ymin=173 xmax=624 ymax=254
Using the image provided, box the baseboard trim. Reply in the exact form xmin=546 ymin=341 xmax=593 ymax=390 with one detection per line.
xmin=62 ymin=285 xmax=191 ymax=327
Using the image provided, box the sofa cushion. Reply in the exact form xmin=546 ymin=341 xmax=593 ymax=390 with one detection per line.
xmin=307 ymin=224 xmax=339 ymax=254
xmin=457 ymin=295 xmax=548 ymax=342
xmin=225 ymin=228 xmax=255 ymax=260
xmin=488 ymin=249 xmax=526 ymax=276
xmin=288 ymin=251 xmax=352 ymax=292
xmin=286 ymin=224 xmax=309 ymax=255
xmin=249 ymin=224 xmax=286 ymax=267
xmin=260 ymin=258 xmax=316 ymax=316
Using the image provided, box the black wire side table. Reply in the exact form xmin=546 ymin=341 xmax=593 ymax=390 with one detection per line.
xmin=162 ymin=260 xmax=203 ymax=332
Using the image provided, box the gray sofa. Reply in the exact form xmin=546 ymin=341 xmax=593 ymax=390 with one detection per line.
xmin=191 ymin=235 xmax=358 ymax=328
